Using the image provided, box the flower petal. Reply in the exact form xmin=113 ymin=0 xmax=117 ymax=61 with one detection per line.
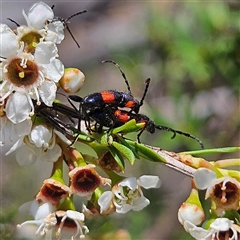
xmin=30 ymin=125 xmax=52 ymax=148
xmin=14 ymin=119 xmax=32 ymax=136
xmin=131 ymin=196 xmax=150 ymax=211
xmin=5 ymin=138 xmax=24 ymax=156
xmin=34 ymin=42 xmax=58 ymax=64
xmin=5 ymin=92 xmax=32 ymax=123
xmin=116 ymin=203 xmax=132 ymax=214
xmin=15 ymin=145 xmax=37 ymax=165
xmin=46 ymin=21 xmax=65 ymax=44
xmin=40 ymin=144 xmax=62 ymax=162
xmin=66 ymin=210 xmax=85 ymax=221
xmin=193 ymin=168 xmax=217 ymax=190
xmin=29 ymin=200 xmax=54 ymax=221
xmin=183 ymin=221 xmax=210 ymax=239
xmin=137 ymin=175 xmax=161 ymax=189
xmin=42 ymin=59 xmax=64 ymax=83
xmin=210 ymin=218 xmax=232 ymax=231
xmin=38 ymin=80 xmax=57 ymax=106
xmin=118 ymin=177 xmax=137 ymax=190
xmin=27 ymin=2 xmax=54 ymax=29
xmin=0 ymin=24 xmax=18 ymax=58
xmin=98 ymin=191 xmax=113 ymax=213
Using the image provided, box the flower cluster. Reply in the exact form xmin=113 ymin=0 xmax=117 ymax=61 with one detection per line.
xmin=1 ymin=2 xmax=85 ymax=162
xmin=1 ymin=3 xmax=161 ymax=239
xmin=178 ymin=168 xmax=240 ymax=239
xmin=2 ymin=2 xmax=239 ymax=240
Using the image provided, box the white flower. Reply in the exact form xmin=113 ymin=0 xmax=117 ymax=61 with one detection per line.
xmin=18 ymin=200 xmax=56 ymax=238
xmin=20 ymin=2 xmax=64 ymax=44
xmin=0 ymin=97 xmax=32 ymax=146
xmin=0 ymin=24 xmax=64 ymax=123
xmin=18 ymin=202 xmax=89 ymax=239
xmin=69 ymin=164 xmax=110 ymax=198
xmin=7 ymin=124 xmax=62 ymax=165
xmin=23 ymin=2 xmax=54 ymax=30
xmin=98 ymin=175 xmax=161 ymax=214
xmin=4 ymin=119 xmax=32 ymax=155
xmin=44 ymin=18 xmax=65 ymax=44
xmin=184 ymin=218 xmax=240 ymax=240
xmin=55 ymin=210 xmax=89 ymax=240
xmin=194 ymin=168 xmax=240 ymax=215
xmin=36 ymin=178 xmax=71 ymax=205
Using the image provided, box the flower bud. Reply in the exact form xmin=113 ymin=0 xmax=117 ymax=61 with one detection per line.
xmin=59 ymin=68 xmax=85 ymax=93
xmin=178 ymin=188 xmax=205 ymax=226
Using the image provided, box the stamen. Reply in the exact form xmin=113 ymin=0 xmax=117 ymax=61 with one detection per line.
xmin=221 ymin=190 xmax=227 ymax=203
xmin=19 ymin=71 xmax=25 ymax=78
xmin=0 ymin=90 xmax=12 ymax=102
xmin=43 ymin=142 xmax=49 ymax=150
xmin=35 ymin=222 xmax=45 ymax=235
xmin=32 ymin=42 xmax=38 ymax=48
xmin=26 ymin=93 xmax=35 ymax=115
xmin=56 ymin=215 xmax=67 ymax=239
xmin=73 ymin=220 xmax=82 ymax=239
xmin=20 ymin=56 xmax=28 ymax=68
xmin=221 ymin=179 xmax=228 ymax=190
xmin=0 ymin=79 xmax=8 ymax=91
xmin=17 ymin=42 xmax=25 ymax=56
xmin=33 ymin=87 xmax=41 ymax=105
xmin=47 ymin=131 xmax=56 ymax=150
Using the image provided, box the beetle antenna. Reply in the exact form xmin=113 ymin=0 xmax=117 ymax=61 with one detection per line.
xmin=7 ymin=18 xmax=20 ymax=27
xmin=65 ymin=10 xmax=87 ymax=22
xmin=139 ymin=78 xmax=151 ymax=107
xmin=155 ymin=125 xmax=204 ymax=149
xmin=102 ymin=60 xmax=132 ymax=94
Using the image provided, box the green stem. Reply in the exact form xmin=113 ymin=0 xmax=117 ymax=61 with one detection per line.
xmin=50 ymin=156 xmax=65 ymax=184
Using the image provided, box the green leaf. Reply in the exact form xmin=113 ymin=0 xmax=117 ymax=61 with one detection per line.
xmin=108 ymin=145 xmax=125 ymax=171
xmin=75 ymin=132 xmax=94 ymax=142
xmin=117 ymin=135 xmax=140 ymax=159
xmin=181 ymin=147 xmax=240 ymax=156
xmin=112 ymin=141 xmax=135 ymax=165
xmin=112 ymin=119 xmax=144 ymax=134
xmin=198 ymin=190 xmax=212 ymax=220
xmin=125 ymin=140 xmax=166 ymax=163
xmin=87 ymin=142 xmax=108 ymax=158
xmin=91 ymin=132 xmax=113 ymax=146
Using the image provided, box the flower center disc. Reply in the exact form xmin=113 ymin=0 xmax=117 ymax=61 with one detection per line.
xmin=7 ymin=58 xmax=39 ymax=87
xmin=20 ymin=31 xmax=42 ymax=53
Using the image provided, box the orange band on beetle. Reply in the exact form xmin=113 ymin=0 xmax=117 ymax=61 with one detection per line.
xmin=101 ymin=91 xmax=115 ymax=103
xmin=125 ymin=101 xmax=135 ymax=108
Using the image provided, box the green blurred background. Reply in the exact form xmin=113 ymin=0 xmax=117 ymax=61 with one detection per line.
xmin=1 ymin=1 xmax=239 ymax=239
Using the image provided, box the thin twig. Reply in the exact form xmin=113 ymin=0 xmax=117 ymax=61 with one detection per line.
xmin=144 ymin=145 xmax=196 ymax=177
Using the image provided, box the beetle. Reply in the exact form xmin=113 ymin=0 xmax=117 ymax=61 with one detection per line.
xmin=67 ymin=61 xmax=150 ymax=132
xmin=89 ymin=108 xmax=204 ymax=149
xmin=33 ymin=100 xmax=84 ymax=137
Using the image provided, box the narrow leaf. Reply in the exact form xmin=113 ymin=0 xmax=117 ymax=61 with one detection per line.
xmin=112 ymin=141 xmax=135 ymax=165
xmin=108 ymin=145 xmax=125 ymax=171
